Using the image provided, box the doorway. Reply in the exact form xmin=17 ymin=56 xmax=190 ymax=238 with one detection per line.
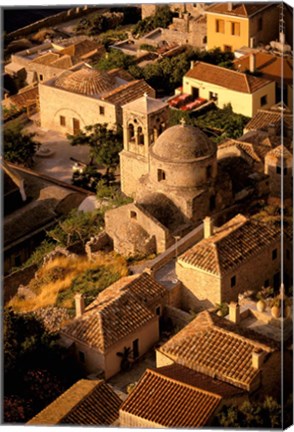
xmin=73 ymin=118 xmax=80 ymax=135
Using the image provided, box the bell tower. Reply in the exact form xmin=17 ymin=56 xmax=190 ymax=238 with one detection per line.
xmin=120 ymin=94 xmax=169 ymax=197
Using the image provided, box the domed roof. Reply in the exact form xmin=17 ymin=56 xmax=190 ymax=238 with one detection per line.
xmin=151 ymin=123 xmax=216 ymax=161
xmin=55 ymin=67 xmax=115 ymax=96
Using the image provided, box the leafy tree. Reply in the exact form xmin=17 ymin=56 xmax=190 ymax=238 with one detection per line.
xmin=47 ymin=209 xmax=104 ymax=248
xmin=213 ymin=397 xmax=283 ymax=428
xmin=133 ymin=5 xmax=173 ymax=36
xmin=68 ymin=123 xmax=123 ymax=183
xmin=71 ymin=164 xmax=102 ymax=191
xmin=95 ymin=49 xmax=135 ymax=71
xmin=3 ymin=123 xmax=40 ymax=166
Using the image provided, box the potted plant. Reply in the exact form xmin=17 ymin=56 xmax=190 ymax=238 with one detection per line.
xmin=271 ymin=297 xmax=281 ymax=319
xmin=256 ymin=292 xmax=266 ymax=312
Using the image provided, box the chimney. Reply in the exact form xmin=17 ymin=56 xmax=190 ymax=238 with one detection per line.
xmin=252 ymin=349 xmax=264 ymax=369
xmin=279 ymin=32 xmax=285 ymax=45
xmin=249 ymin=53 xmax=256 ymax=73
xmin=75 ymin=293 xmax=85 ymax=318
xmin=229 ymin=302 xmax=240 ymax=324
xmin=190 ymin=60 xmax=194 ymax=69
xmin=203 ymin=216 xmax=213 ymax=239
xmin=228 ymin=2 xmax=233 ymax=12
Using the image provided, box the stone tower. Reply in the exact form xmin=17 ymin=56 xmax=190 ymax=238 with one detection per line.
xmin=120 ymin=94 xmax=169 ymax=197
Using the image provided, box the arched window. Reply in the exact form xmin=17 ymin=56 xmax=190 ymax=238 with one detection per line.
xmin=138 ymin=126 xmax=144 ymax=145
xmin=128 ymin=123 xmax=135 ymax=142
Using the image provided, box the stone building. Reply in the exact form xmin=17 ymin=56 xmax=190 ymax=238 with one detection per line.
xmin=38 ymin=64 xmax=155 ymax=134
xmin=27 ymin=379 xmax=122 ymax=426
xmin=176 ymin=214 xmax=282 ymax=309
xmin=60 ymin=273 xmax=168 ymax=379
xmin=120 ymin=94 xmax=169 ymax=197
xmin=156 ymin=310 xmax=283 ymax=399
xmin=106 ymin=102 xmax=233 ymax=257
xmin=264 ymin=145 xmax=293 ymax=206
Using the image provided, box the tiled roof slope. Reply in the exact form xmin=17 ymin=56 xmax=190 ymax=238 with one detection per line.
xmin=157 ymin=364 xmax=245 ymax=399
xmin=245 ymin=108 xmax=293 ymax=131
xmin=31 ymin=52 xmax=60 ymax=65
xmin=178 ymin=214 xmax=280 ymax=275
xmin=206 ymin=2 xmax=272 ymax=17
xmin=158 ymin=311 xmax=276 ymax=391
xmin=8 ymin=87 xmax=38 ymax=109
xmin=102 ymin=79 xmax=155 ymax=105
xmin=120 ymin=368 xmax=222 ymax=428
xmin=266 ymin=144 xmax=292 ymax=161
xmin=62 ymin=273 xmax=162 ymax=352
xmin=27 ymin=379 xmax=122 ymax=425
xmin=218 ymin=139 xmax=262 ymax=162
xmin=185 ymin=61 xmax=271 ymax=93
xmin=233 ymin=52 xmax=293 ymax=84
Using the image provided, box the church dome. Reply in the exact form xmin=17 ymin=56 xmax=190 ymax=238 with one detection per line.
xmin=151 ymin=123 xmax=216 ymax=161
xmin=55 ymin=67 xmax=115 ymax=96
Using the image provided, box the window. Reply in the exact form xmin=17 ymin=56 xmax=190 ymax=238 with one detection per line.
xmin=258 ymin=17 xmax=263 ymax=31
xmin=79 ymin=351 xmax=85 ymax=363
xmin=216 ymin=19 xmax=224 ymax=33
xmin=224 ymin=45 xmax=232 ymax=52
xmin=207 ymin=165 xmax=212 ymax=179
xmin=260 ymin=95 xmax=267 ymax=106
xmin=286 ymin=249 xmax=290 ymax=260
xmin=264 ymin=279 xmax=270 ymax=288
xmin=231 ymin=275 xmax=236 ymax=287
xmin=39 ymin=74 xmax=43 ymax=81
xmin=156 ymin=306 xmax=161 ymax=316
xmin=130 ymin=210 xmax=137 ymax=219
xmin=284 ymin=167 xmax=288 ymax=175
xmin=128 ymin=123 xmax=135 ymax=142
xmin=276 ymin=166 xmax=281 ymax=175
xmin=99 ymin=106 xmax=105 ymax=115
xmin=203 ymin=36 xmax=207 ymax=44
xmin=209 ymin=195 xmax=216 ymax=211
xmin=137 ymin=126 xmax=144 ymax=145
xmin=133 ymin=339 xmax=139 ymax=359
xmin=209 ymin=91 xmax=218 ymax=102
xmin=157 ymin=169 xmax=166 ymax=182
xmin=231 ymin=22 xmax=240 ymax=36
xmin=272 ymin=249 xmax=277 ymax=260
xmin=60 ymin=115 xmax=66 ymax=126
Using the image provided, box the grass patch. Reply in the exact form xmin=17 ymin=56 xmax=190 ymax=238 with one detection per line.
xmin=8 ymin=252 xmax=128 ymax=314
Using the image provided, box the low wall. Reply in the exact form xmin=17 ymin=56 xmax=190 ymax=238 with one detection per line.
xmin=163 ymin=305 xmax=191 ymax=329
xmin=3 ymin=264 xmax=37 ymax=304
xmin=8 ymin=6 xmax=99 ymax=38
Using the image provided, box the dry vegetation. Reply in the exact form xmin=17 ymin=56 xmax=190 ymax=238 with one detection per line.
xmin=8 ymin=252 xmax=128 ymax=314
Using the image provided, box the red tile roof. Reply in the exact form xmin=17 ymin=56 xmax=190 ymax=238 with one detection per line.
xmin=102 ymin=79 xmax=155 ymax=105
xmin=218 ymin=139 xmax=262 ymax=162
xmin=245 ymin=108 xmax=293 ymax=131
xmin=158 ymin=311 xmax=276 ymax=391
xmin=233 ymin=52 xmax=293 ymax=85
xmin=185 ymin=61 xmax=272 ymax=93
xmin=7 ymin=87 xmax=38 ymax=109
xmin=120 ymin=368 xmax=222 ymax=427
xmin=206 ymin=2 xmax=273 ymax=18
xmin=178 ymin=214 xmax=280 ymax=275
xmin=61 ymin=273 xmax=163 ymax=352
xmin=28 ymin=379 xmax=122 ymax=425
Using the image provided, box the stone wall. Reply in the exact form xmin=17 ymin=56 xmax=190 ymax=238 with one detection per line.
xmin=249 ymin=6 xmax=279 ymax=47
xmin=163 ymin=305 xmax=191 ymax=329
xmin=3 ymin=264 xmax=38 ymax=304
xmin=8 ymin=6 xmax=97 ymax=38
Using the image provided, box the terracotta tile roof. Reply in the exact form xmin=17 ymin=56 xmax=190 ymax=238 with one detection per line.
xmin=157 ymin=364 xmax=246 ymax=399
xmin=158 ymin=311 xmax=276 ymax=391
xmin=124 ymin=272 xmax=167 ymax=305
xmin=178 ymin=214 xmax=280 ymax=275
xmin=31 ymin=52 xmax=60 ymax=65
xmin=60 ymin=39 xmax=101 ymax=58
xmin=102 ymin=79 xmax=155 ymax=105
xmin=50 ymin=54 xmax=73 ymax=69
xmin=27 ymin=379 xmax=122 ymax=425
xmin=266 ymin=144 xmax=292 ymax=161
xmin=206 ymin=2 xmax=273 ymax=18
xmin=218 ymin=139 xmax=262 ymax=162
xmin=7 ymin=87 xmax=38 ymax=109
xmin=185 ymin=61 xmax=271 ymax=93
xmin=120 ymin=368 xmax=222 ymax=427
xmin=108 ymin=67 xmax=135 ymax=82
xmin=233 ymin=52 xmax=293 ymax=85
xmin=245 ymin=108 xmax=293 ymax=131
xmin=61 ymin=274 xmax=158 ymax=352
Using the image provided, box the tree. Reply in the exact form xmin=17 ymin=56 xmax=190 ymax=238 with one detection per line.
xmin=68 ymin=123 xmax=123 ymax=184
xmin=132 ymin=5 xmax=173 ymax=36
xmin=3 ymin=123 xmax=40 ymax=166
xmin=95 ymin=49 xmax=135 ymax=71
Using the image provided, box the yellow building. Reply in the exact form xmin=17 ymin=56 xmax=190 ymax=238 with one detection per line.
xmin=205 ymin=2 xmax=279 ymax=52
xmin=183 ymin=61 xmax=275 ymax=117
